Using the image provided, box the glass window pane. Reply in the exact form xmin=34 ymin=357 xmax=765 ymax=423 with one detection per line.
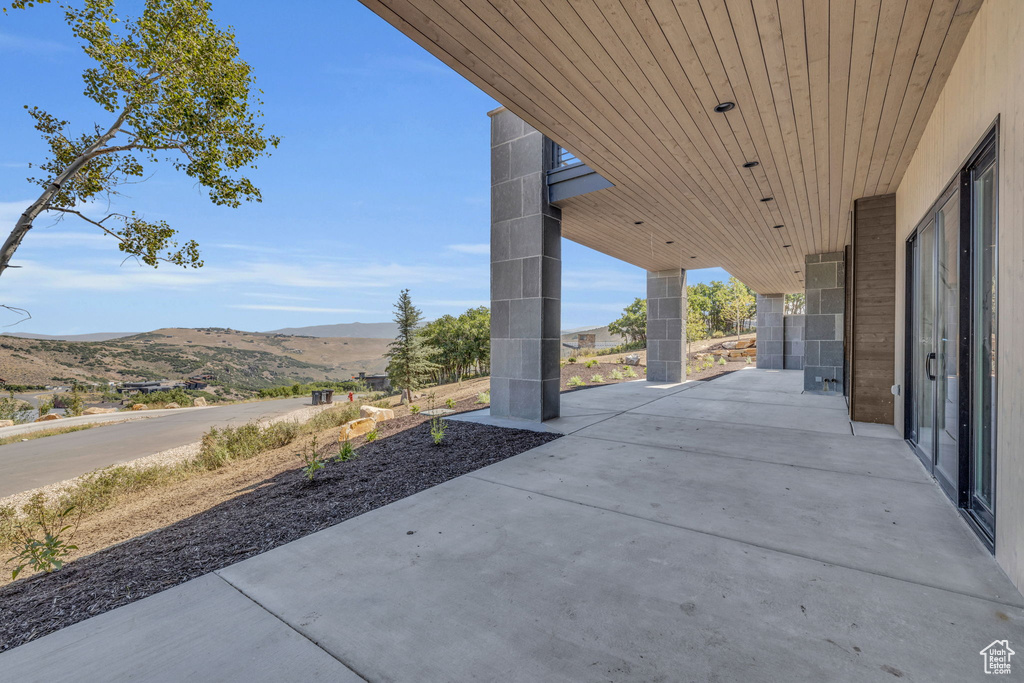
xmin=973 ymin=163 xmax=996 ymax=511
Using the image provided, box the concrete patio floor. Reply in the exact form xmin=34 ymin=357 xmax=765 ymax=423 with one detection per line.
xmin=2 ymin=369 xmax=1021 ymax=681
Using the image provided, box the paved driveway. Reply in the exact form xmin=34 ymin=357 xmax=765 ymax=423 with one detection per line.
xmin=1 ymin=370 xmax=1020 ymax=681
xmin=0 ymin=397 xmax=314 ymax=498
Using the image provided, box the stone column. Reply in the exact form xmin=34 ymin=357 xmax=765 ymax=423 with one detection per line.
xmin=488 ymin=108 xmax=561 ymax=421
xmin=755 ymin=294 xmax=784 ymax=369
xmin=804 ymin=251 xmax=846 ymax=393
xmin=646 ymin=269 xmax=686 ymax=383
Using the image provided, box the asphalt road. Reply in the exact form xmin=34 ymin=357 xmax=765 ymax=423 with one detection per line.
xmin=0 ymin=397 xmax=314 ymax=499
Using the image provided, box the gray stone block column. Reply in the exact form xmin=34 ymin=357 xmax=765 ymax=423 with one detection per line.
xmin=804 ymin=251 xmax=845 ymax=393
xmin=646 ymin=269 xmax=686 ymax=383
xmin=488 ymin=108 xmax=561 ymax=421
xmin=755 ymin=294 xmax=784 ymax=369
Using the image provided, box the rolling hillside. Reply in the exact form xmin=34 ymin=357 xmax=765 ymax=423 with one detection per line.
xmin=0 ymin=327 xmax=390 ymax=393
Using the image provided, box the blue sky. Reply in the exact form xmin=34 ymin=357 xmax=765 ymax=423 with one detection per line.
xmin=0 ymin=0 xmax=729 ymax=335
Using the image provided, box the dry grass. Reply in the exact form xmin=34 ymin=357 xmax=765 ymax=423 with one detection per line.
xmin=0 ymin=422 xmax=115 ymax=447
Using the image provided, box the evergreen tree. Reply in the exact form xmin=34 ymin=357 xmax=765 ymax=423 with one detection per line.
xmin=385 ymin=289 xmax=434 ymax=403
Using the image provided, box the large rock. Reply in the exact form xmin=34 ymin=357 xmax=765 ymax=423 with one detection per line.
xmin=736 ymin=339 xmax=755 ymax=350
xmin=360 ymin=405 xmax=395 ymax=423
xmin=163 ymin=402 xmax=181 ymax=409
xmin=742 ymin=348 xmax=757 ymax=357
xmin=193 ymin=397 xmax=207 ymax=407
xmin=722 ymin=341 xmax=738 ymax=350
xmin=624 ymin=354 xmax=641 ymax=366
xmin=339 ymin=417 xmax=376 ymax=441
xmin=83 ymin=407 xmax=117 ymax=415
xmin=35 ymin=413 xmax=63 ymax=422
xmin=130 ymin=403 xmax=149 ymax=411
xmin=0 ymin=419 xmax=15 ymax=428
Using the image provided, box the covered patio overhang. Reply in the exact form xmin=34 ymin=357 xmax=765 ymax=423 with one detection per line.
xmin=360 ymin=0 xmax=981 ymax=293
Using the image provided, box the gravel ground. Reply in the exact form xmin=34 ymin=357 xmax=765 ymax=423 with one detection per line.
xmin=0 ymin=418 xmax=559 ymax=652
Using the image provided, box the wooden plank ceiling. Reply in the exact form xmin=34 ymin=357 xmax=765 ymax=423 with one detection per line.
xmin=360 ymin=0 xmax=982 ymax=293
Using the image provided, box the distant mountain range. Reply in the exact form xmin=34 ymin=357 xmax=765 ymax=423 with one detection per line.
xmin=6 ymin=331 xmax=142 ymax=342
xmin=262 ymin=322 xmax=400 ymax=338
xmin=7 ymin=320 xmax=615 ymax=342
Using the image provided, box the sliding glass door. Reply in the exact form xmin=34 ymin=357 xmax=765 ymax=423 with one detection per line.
xmin=907 ymin=188 xmax=959 ymax=499
xmin=905 ymin=127 xmax=998 ymax=545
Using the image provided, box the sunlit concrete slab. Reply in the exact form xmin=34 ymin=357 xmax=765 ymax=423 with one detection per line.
xmin=0 ymin=574 xmax=361 ymax=682
xmin=573 ymin=413 xmax=925 ymax=482
xmin=219 ymin=475 xmax=1021 ymax=682
xmin=471 ymin=435 xmax=1019 ymax=604
xmin=679 ymin=383 xmax=849 ymax=411
xmin=700 ymin=368 xmax=807 ymax=393
xmin=633 ymin=393 xmax=853 ymax=435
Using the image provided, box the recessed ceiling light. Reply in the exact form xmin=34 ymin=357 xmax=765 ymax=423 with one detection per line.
xmin=714 ymin=102 xmax=735 ymax=113
xmin=772 ymin=224 xmax=784 ymax=229
xmin=760 ymin=197 xmax=774 ymax=202
xmin=690 ymin=256 xmax=697 ymax=259
xmin=666 ymin=240 xmax=674 ymax=244
xmin=782 ymin=244 xmax=792 ymax=248
xmin=794 ymin=270 xmax=800 ymax=273
xmin=634 ymin=221 xmax=644 ymax=225
xmin=742 ymin=161 xmax=759 ymax=168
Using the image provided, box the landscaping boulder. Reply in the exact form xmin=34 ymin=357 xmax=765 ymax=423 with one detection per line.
xmin=0 ymin=419 xmax=14 ymax=428
xmin=360 ymin=405 xmax=395 ymax=423
xmin=83 ymin=407 xmax=117 ymax=415
xmin=737 ymin=339 xmax=755 ymax=349
xmin=339 ymin=417 xmax=376 ymax=441
xmin=163 ymin=402 xmax=181 ymax=409
xmin=130 ymin=403 xmax=149 ymax=411
xmin=624 ymin=354 xmax=641 ymax=366
xmin=742 ymin=348 xmax=757 ymax=357
xmin=35 ymin=413 xmax=62 ymax=422
xmin=722 ymin=341 xmax=738 ymax=350
xmin=192 ymin=397 xmax=207 ymax=407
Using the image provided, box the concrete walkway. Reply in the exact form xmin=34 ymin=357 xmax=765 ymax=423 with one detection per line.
xmin=2 ymin=370 xmax=1021 ymax=681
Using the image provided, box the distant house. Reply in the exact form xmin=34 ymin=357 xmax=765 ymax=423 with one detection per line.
xmin=355 ymin=372 xmax=390 ymax=392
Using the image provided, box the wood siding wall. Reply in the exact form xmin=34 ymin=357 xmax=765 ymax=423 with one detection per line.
xmin=895 ymin=0 xmax=1024 ymax=591
xmin=850 ymin=195 xmax=896 ymax=424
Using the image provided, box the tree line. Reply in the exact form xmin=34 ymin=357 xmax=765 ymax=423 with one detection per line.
xmin=385 ymin=290 xmax=490 ymax=402
xmin=608 ymin=276 xmax=758 ymax=345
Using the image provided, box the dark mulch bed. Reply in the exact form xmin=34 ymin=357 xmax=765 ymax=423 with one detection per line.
xmin=0 ymin=419 xmax=559 ymax=652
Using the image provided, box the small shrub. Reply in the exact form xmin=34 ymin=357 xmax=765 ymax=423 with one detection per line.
xmin=745 ymin=357 xmax=753 ymax=365
xmin=430 ymin=416 xmax=448 ymax=445
xmin=567 ymin=357 xmax=577 ymax=364
xmin=0 ymin=396 xmax=34 ymax=424
xmin=610 ymin=369 xmax=624 ymax=380
xmin=567 ymin=376 xmax=586 ymax=387
xmin=37 ymin=398 xmax=53 ymax=418
xmin=624 ymin=366 xmax=638 ymax=379
xmin=476 ymin=391 xmax=490 ymax=404
xmin=63 ymin=392 xmax=84 ymax=417
xmin=591 ymin=374 xmax=605 ymax=383
xmin=718 ymin=357 xmax=727 ymax=366
xmin=337 ymin=439 xmax=356 ymax=462
xmin=299 ymin=436 xmax=327 ymax=482
xmin=445 ymin=397 xmax=456 ymax=410
xmin=409 ymin=405 xmax=420 ymax=414
xmin=585 ymin=359 xmax=599 ymax=368
xmin=365 ymin=429 xmax=379 ymax=442
xmin=5 ymin=496 xmax=81 ymax=580
xmin=712 ymin=330 xmax=725 ymax=339
xmin=686 ymin=365 xmax=692 ymax=375
xmin=616 ymin=357 xmax=625 ymax=364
